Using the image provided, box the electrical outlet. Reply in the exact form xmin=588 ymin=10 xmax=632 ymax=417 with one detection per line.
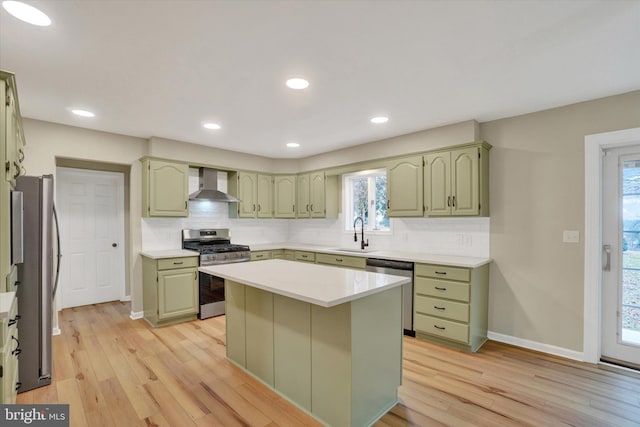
xmin=563 ymin=230 xmax=580 ymax=243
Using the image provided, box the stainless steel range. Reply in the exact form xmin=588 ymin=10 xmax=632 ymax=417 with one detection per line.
xmin=182 ymin=229 xmax=250 ymax=319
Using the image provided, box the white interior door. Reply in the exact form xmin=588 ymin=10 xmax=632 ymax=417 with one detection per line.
xmin=57 ymin=168 xmax=125 ymax=309
xmin=602 ymin=147 xmax=640 ymax=368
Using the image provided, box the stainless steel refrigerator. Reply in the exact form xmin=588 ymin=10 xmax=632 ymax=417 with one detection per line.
xmin=14 ymin=174 xmax=61 ymax=393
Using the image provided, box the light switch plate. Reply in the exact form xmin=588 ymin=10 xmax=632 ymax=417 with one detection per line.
xmin=563 ymin=230 xmax=580 ymax=243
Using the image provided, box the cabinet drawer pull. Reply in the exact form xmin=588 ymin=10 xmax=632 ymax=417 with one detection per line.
xmin=435 ymin=271 xmax=447 ymax=275
xmin=434 ymin=306 xmax=445 ymax=311
xmin=173 ymin=261 xmax=184 ymax=265
xmin=434 ymin=325 xmax=446 ymax=330
xmin=335 ymin=258 xmax=343 ymax=262
xmin=256 ymin=254 xmax=264 ymax=258
xmin=301 ymin=254 xmax=308 ymax=258
xmin=15 ymin=382 xmax=22 ymax=391
xmin=434 ymin=286 xmax=447 ymax=291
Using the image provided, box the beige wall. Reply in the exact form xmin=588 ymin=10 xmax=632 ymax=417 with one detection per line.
xmin=148 ymin=136 xmax=299 ymax=173
xmin=22 ymin=119 xmax=148 ymax=317
xmin=299 ymin=120 xmax=479 ymax=172
xmin=482 ymin=90 xmax=640 ymax=352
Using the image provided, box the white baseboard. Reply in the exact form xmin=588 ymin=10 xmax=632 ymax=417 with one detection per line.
xmin=130 ymin=311 xmax=143 ymax=320
xmin=52 ymin=327 xmax=61 ymax=336
xmin=487 ymin=331 xmax=585 ymax=362
xmin=120 ymin=295 xmax=131 ymax=302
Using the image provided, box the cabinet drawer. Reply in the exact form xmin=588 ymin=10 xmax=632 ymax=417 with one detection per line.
xmin=271 ymin=250 xmax=285 ymax=259
xmin=251 ymin=251 xmax=272 ymax=261
xmin=415 ymin=264 xmax=470 ymax=282
xmin=414 ymin=314 xmax=469 ymax=343
xmin=295 ymin=251 xmax=316 ymax=263
xmin=157 ymin=257 xmax=198 ymax=270
xmin=316 ymin=253 xmax=365 ymax=269
xmin=414 ymin=295 xmax=469 ymax=323
xmin=415 ymin=277 xmax=469 ymax=302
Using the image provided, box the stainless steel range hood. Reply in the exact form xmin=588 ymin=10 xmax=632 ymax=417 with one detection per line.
xmin=189 ymin=168 xmax=240 ymax=202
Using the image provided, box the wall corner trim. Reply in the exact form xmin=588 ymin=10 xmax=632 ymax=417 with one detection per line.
xmin=487 ymin=331 xmax=585 ymax=362
xmin=130 ymin=311 xmax=144 ymax=320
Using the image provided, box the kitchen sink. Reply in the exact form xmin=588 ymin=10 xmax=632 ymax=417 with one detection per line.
xmin=329 ymin=248 xmax=377 ymax=254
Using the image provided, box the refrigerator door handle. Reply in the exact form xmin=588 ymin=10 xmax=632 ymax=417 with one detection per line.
xmin=52 ymin=204 xmax=62 ymax=299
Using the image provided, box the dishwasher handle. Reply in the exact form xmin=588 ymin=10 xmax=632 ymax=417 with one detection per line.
xmin=366 ymin=258 xmax=414 ymax=271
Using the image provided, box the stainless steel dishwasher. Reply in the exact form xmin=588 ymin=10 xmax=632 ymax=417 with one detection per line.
xmin=366 ymin=258 xmax=415 ymax=336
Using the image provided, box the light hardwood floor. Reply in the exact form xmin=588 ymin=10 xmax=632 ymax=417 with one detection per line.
xmin=16 ymin=302 xmax=640 ymax=426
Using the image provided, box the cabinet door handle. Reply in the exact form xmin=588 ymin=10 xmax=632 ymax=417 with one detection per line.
xmin=293 ymin=205 xmax=295 ymax=212
xmin=194 ymin=271 xmax=197 ymax=280
xmin=13 ymin=161 xmax=20 ymax=179
xmin=11 ymin=336 xmax=21 ymax=356
xmin=310 ymin=204 xmax=314 ymax=211
xmin=452 ymin=196 xmax=456 ymax=207
xmin=434 ymin=286 xmax=447 ymax=291
xmin=15 ymin=382 xmax=22 ymax=391
xmin=18 ymin=148 xmax=24 ymax=162
xmin=447 ymin=196 xmax=451 ymax=207
xmin=257 ymin=204 xmax=261 ymax=212
xmin=387 ymin=200 xmax=390 ymax=209
xmin=434 ymin=306 xmax=446 ymax=311
xmin=253 ymin=204 xmax=256 ymax=212
xmin=185 ymin=201 xmax=188 ymax=209
xmin=8 ymin=314 xmax=21 ymax=327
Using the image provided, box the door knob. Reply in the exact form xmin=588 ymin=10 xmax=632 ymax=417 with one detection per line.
xmin=603 ymin=244 xmax=611 ymax=271
xmin=112 ymin=243 xmax=118 ymax=248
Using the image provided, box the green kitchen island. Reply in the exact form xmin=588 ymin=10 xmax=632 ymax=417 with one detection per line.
xmin=200 ymin=259 xmax=410 ymax=427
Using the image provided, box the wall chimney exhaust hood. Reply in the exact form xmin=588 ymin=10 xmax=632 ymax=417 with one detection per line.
xmin=189 ymin=168 xmax=240 ymax=203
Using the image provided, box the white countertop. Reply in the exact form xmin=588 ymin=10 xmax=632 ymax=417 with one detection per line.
xmin=140 ymin=249 xmax=199 ymax=259
xmin=246 ymin=242 xmax=491 ymax=268
xmin=0 ymin=291 xmax=16 ymax=320
xmin=200 ymin=259 xmax=410 ymax=307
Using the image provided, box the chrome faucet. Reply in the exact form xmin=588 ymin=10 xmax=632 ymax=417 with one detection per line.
xmin=353 ymin=216 xmax=369 ymax=251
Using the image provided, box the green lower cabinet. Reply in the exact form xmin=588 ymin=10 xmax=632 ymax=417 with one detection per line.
xmin=413 ymin=262 xmax=489 ymax=352
xmin=0 ymin=293 xmax=18 ymax=404
xmin=274 ymin=295 xmax=311 ymax=410
xmin=250 ymin=250 xmax=272 ymax=261
xmin=142 ymin=256 xmax=199 ymax=327
xmin=315 ymin=253 xmax=366 ymax=269
xmin=225 ymin=280 xmax=402 ymax=427
xmin=245 ymin=287 xmax=274 ymax=386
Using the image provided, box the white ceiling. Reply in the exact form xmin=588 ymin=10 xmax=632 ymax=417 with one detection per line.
xmin=1 ymin=1 xmax=639 ymax=159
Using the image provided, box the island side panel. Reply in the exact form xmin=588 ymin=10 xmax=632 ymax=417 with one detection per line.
xmin=311 ymin=302 xmax=352 ymax=427
xmin=273 ymin=294 xmax=311 ymax=411
xmin=245 ymin=286 xmax=275 ymax=386
xmin=225 ymin=280 xmax=246 ymax=367
xmin=351 ymin=286 xmax=403 ymax=426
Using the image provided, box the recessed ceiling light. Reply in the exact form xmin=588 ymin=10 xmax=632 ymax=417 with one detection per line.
xmin=2 ymin=1 xmax=51 ymax=26
xmin=71 ymin=109 xmax=95 ymax=118
xmin=370 ymin=116 xmax=389 ymax=124
xmin=286 ymin=78 xmax=309 ymax=90
xmin=203 ymin=123 xmax=221 ymax=130
xmin=286 ymin=142 xmax=300 ymax=148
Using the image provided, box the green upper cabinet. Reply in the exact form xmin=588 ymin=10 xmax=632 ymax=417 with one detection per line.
xmin=274 ymin=175 xmax=297 ymax=218
xmin=309 ymin=172 xmax=327 ymax=218
xmin=257 ymin=174 xmax=274 ymax=218
xmin=424 ymin=143 xmax=490 ymax=217
xmin=297 ymin=171 xmax=336 ymax=219
xmin=424 ymin=151 xmax=451 ymax=216
xmin=229 ymin=172 xmax=273 ymax=218
xmin=237 ymin=172 xmax=258 ymax=217
xmin=386 ymin=155 xmax=424 ymax=217
xmin=141 ymin=158 xmax=189 ymax=217
xmin=297 ymin=174 xmax=311 ymax=217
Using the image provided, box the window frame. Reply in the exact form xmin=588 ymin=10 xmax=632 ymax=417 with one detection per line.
xmin=342 ymin=169 xmax=392 ymax=234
